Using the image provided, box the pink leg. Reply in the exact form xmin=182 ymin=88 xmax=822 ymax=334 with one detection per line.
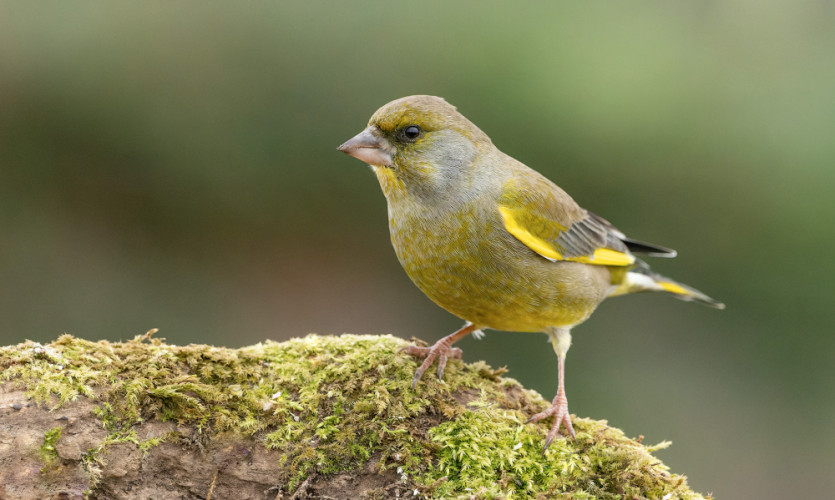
xmin=401 ymin=323 xmax=476 ymax=389
xmin=527 ymin=350 xmax=576 ymax=448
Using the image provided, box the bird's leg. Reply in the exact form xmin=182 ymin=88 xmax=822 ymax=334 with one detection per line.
xmin=401 ymin=322 xmax=476 ymax=389
xmin=527 ymin=328 xmax=576 ymax=448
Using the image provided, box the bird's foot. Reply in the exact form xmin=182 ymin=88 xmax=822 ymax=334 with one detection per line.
xmin=400 ymin=340 xmax=463 ymax=389
xmin=527 ymin=391 xmax=575 ymax=448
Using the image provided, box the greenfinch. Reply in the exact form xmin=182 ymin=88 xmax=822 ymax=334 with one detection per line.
xmin=338 ymin=95 xmax=723 ymax=448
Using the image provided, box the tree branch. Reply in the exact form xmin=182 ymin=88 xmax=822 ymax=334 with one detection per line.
xmin=0 ymin=333 xmax=708 ymax=499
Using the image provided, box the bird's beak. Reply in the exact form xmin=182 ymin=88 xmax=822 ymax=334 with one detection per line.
xmin=337 ymin=127 xmax=394 ymax=167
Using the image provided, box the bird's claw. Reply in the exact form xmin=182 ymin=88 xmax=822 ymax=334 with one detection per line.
xmin=527 ymin=392 xmax=575 ymax=449
xmin=400 ymin=343 xmax=463 ymax=389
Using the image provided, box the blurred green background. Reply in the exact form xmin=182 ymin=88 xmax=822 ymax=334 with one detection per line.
xmin=2 ymin=1 xmax=833 ymax=498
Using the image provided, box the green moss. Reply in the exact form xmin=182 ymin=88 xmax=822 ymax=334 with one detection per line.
xmin=1 ymin=333 xmax=708 ymax=498
xmin=39 ymin=426 xmax=63 ymax=468
xmin=423 ymin=411 xmax=694 ymax=499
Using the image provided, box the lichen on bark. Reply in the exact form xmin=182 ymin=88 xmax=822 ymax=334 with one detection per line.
xmin=0 ymin=332 xmax=709 ymax=499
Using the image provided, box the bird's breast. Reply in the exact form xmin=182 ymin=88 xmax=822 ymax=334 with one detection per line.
xmin=383 ymin=195 xmax=609 ymax=332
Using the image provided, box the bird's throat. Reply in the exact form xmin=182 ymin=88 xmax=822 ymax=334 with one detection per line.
xmin=373 ymin=166 xmax=405 ymax=199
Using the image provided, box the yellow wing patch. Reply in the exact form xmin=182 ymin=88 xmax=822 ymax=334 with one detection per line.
xmin=498 ymin=206 xmax=635 ymax=267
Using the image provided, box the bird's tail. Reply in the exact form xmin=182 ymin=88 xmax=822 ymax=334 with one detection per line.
xmin=608 ymin=260 xmax=725 ymax=309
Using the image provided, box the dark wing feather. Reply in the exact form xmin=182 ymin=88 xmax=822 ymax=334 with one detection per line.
xmin=497 ymin=168 xmax=674 ymax=266
xmin=585 ymin=212 xmax=676 ymax=257
xmin=553 ymin=216 xmax=628 ymax=258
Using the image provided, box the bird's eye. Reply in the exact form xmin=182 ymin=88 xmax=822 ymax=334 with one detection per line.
xmin=403 ymin=125 xmax=422 ymax=141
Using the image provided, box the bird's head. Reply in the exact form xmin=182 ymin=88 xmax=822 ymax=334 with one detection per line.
xmin=338 ymin=95 xmax=494 ymax=201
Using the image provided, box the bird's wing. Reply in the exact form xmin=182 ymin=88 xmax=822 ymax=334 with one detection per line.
xmin=497 ymin=173 xmax=662 ymax=267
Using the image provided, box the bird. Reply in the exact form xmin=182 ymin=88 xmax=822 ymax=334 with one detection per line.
xmin=337 ymin=95 xmax=723 ymax=448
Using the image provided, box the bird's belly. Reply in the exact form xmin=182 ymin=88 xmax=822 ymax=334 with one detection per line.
xmin=390 ymin=217 xmax=609 ymax=332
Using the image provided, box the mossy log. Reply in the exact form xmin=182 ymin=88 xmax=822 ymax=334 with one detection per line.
xmin=0 ymin=333 xmax=709 ymax=499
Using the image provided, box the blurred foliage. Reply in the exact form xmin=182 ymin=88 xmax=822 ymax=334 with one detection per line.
xmin=1 ymin=1 xmax=833 ymax=498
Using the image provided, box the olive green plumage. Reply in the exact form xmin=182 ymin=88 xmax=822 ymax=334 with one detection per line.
xmin=338 ymin=95 xmax=723 ymax=445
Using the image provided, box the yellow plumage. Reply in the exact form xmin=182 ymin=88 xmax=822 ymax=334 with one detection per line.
xmin=498 ymin=206 xmax=636 ymax=266
xmin=338 ymin=95 xmax=723 ymax=448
